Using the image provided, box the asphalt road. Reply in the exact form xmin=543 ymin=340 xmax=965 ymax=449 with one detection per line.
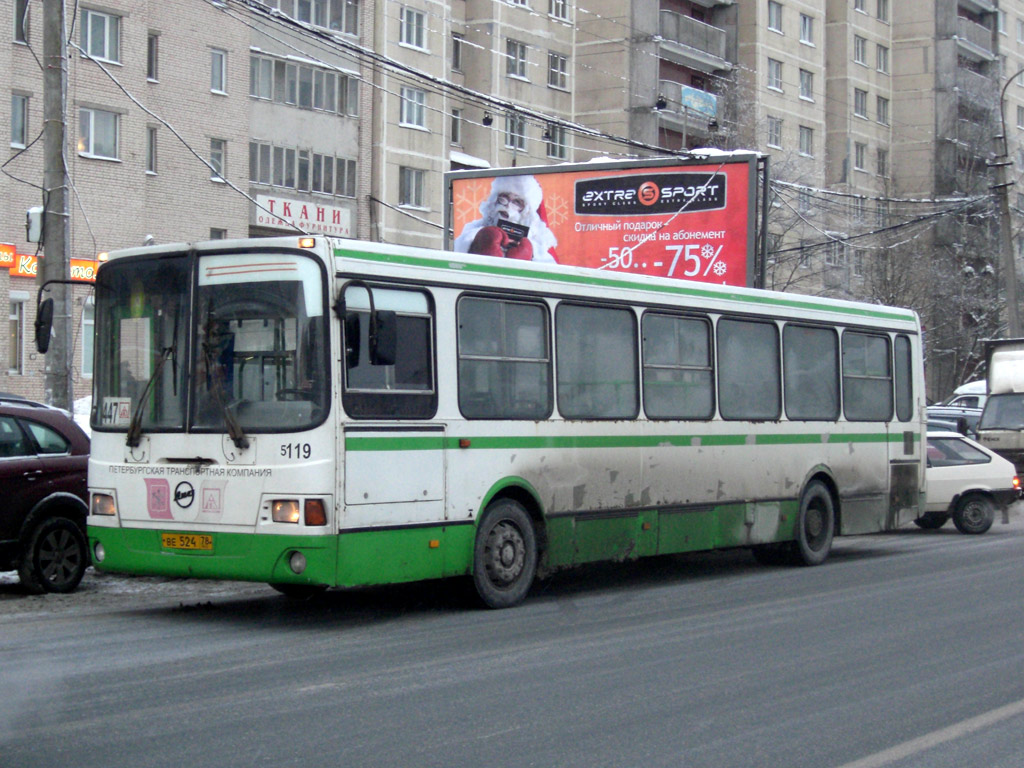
xmin=2 ymin=513 xmax=1024 ymax=768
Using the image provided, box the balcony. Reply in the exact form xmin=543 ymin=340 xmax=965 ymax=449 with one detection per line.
xmin=656 ymin=80 xmax=718 ymax=138
xmin=954 ymin=16 xmax=995 ymax=61
xmin=955 ymin=68 xmax=997 ymax=113
xmin=658 ymin=10 xmax=732 ymax=73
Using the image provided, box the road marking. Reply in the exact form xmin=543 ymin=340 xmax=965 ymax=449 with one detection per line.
xmin=836 ymin=697 xmax=1024 ymax=768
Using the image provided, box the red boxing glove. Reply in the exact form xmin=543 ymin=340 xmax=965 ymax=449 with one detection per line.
xmin=469 ymin=226 xmax=510 ymax=257
xmin=505 ymin=237 xmax=533 ymax=261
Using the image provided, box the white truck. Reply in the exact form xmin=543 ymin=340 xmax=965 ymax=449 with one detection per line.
xmin=977 ymin=339 xmax=1024 ymax=473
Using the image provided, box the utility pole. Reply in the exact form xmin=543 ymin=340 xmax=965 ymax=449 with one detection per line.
xmin=40 ymin=0 xmax=73 ymax=410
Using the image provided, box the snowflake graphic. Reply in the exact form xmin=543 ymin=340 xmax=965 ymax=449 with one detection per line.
xmin=701 ymin=244 xmax=716 ymax=260
xmin=452 ymin=180 xmax=489 ymax=222
xmin=544 ymin=191 xmax=570 ymax=229
xmin=713 ymin=260 xmax=728 ymax=277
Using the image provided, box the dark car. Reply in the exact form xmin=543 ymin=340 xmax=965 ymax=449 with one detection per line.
xmin=0 ymin=396 xmax=90 ymax=593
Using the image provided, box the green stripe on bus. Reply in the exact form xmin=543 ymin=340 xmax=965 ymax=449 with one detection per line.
xmin=345 ymin=431 xmax=916 ymax=451
xmin=334 ymin=247 xmax=917 ymax=323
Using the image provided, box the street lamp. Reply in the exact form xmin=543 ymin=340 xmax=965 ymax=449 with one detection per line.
xmin=995 ymin=68 xmax=1024 ymax=337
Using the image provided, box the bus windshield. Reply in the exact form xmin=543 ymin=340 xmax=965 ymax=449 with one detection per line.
xmin=92 ymin=251 xmax=328 ymax=434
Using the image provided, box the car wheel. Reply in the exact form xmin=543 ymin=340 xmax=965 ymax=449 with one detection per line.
xmin=952 ymin=492 xmax=995 ymax=535
xmin=913 ymin=513 xmax=949 ymax=530
xmin=19 ymin=516 xmax=88 ymax=594
xmin=472 ymin=499 xmax=537 ymax=609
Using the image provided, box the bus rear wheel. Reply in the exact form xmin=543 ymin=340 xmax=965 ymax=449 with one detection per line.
xmin=790 ymin=480 xmax=835 ymax=566
xmin=472 ymin=499 xmax=537 ymax=609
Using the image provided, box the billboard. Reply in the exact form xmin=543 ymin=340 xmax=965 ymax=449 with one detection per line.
xmin=445 ymin=154 xmax=760 ymax=288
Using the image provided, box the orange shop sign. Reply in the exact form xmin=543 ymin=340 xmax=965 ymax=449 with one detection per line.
xmin=8 ymin=252 xmax=98 ymax=282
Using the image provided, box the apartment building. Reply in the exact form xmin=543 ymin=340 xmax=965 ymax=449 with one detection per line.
xmin=1 ymin=0 xmax=1020 ymax=402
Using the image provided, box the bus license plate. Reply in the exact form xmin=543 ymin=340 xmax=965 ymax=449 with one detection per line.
xmin=161 ymin=533 xmax=213 ymax=551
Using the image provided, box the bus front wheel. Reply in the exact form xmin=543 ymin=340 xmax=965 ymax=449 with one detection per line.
xmin=791 ymin=480 xmax=835 ymax=566
xmin=472 ymin=499 xmax=537 ymax=609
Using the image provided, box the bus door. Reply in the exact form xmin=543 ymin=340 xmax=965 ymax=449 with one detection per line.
xmin=342 ymin=425 xmax=447 ymax=527
xmin=888 ymin=335 xmax=922 ymax=527
xmin=337 ymin=283 xmax=443 ymax=528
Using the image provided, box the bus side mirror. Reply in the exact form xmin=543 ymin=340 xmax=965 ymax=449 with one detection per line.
xmin=35 ymin=297 xmax=54 ymax=353
xmin=370 ymin=310 xmax=397 ymax=366
xmin=344 ymin=313 xmax=361 ymax=368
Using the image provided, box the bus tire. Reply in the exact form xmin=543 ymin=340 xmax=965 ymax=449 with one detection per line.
xmin=790 ymin=480 xmax=834 ymax=566
xmin=472 ymin=499 xmax=537 ymax=609
xmin=952 ymin=493 xmax=995 ymax=535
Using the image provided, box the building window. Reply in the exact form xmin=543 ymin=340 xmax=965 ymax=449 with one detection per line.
xmin=877 ymin=0 xmax=888 ymax=23
xmin=825 ymin=237 xmax=847 ymax=267
xmin=799 ymin=125 xmax=813 ymax=156
xmin=81 ymin=299 xmax=95 ymax=378
xmin=854 ymin=141 xmax=867 ymax=171
xmin=340 ymin=75 xmax=359 ymax=116
xmin=505 ymin=112 xmax=527 ymax=150
xmin=81 ymin=9 xmax=120 ymax=63
xmin=506 ymin=39 xmax=528 ymax=79
xmin=147 ymin=33 xmax=159 ymax=81
xmin=11 ymin=94 xmax=28 ymax=148
xmin=854 ymin=88 xmax=868 ymax=118
xmin=767 ymin=1 xmax=782 ymax=32
xmin=854 ymin=0 xmax=865 ymax=12
xmin=799 ymin=13 xmax=814 ymax=45
xmin=767 ymin=115 xmax=782 ymax=147
xmin=798 ymin=189 xmax=812 ymax=212
xmin=400 ymin=86 xmax=426 ymax=128
xmin=767 ymin=58 xmax=782 ymax=90
xmin=210 ymin=138 xmax=226 ymax=180
xmin=452 ymin=34 xmax=463 ymax=71
xmin=876 ymin=45 xmax=889 ymax=74
xmin=451 ymin=108 xmax=462 ymax=145
xmin=78 ymin=107 xmax=119 ymax=159
xmin=508 ymin=0 xmax=528 ymax=6
xmin=333 ymin=0 xmax=359 ymax=35
xmin=9 ymin=299 xmax=25 ymax=374
xmin=546 ymin=123 xmax=567 ymax=159
xmin=854 ymin=36 xmax=867 ymax=65
xmin=210 ymin=228 xmax=227 ymax=240
xmin=549 ymin=0 xmax=568 ymax=20
xmin=399 ymin=166 xmax=425 ymax=207
xmin=211 ymin=49 xmax=227 ymax=93
xmin=146 ymin=126 xmax=157 ymax=173
xmin=399 ymin=7 xmax=426 ymax=49
xmin=548 ymin=52 xmax=568 ymax=89
xmin=1017 ymin=105 xmax=1024 ymax=129
xmin=877 ymin=95 xmax=889 ymax=125
xmin=799 ymin=69 xmax=814 ymax=100
xmin=14 ymin=0 xmax=29 ymax=43
xmin=877 ymin=147 xmax=888 ymax=177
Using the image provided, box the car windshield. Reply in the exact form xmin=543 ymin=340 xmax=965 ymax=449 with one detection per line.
xmin=979 ymin=393 xmax=1024 ymax=430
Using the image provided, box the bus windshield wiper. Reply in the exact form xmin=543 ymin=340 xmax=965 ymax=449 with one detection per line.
xmin=125 ymin=346 xmax=174 ymax=448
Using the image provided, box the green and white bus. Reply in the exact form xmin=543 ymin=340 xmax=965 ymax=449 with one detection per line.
xmin=86 ymin=235 xmax=925 ymax=607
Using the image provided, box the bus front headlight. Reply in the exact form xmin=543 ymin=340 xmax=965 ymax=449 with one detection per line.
xmin=91 ymin=493 xmax=117 ymax=516
xmin=272 ymin=500 xmax=301 ymax=523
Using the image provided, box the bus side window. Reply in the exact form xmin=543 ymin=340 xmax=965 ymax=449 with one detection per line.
xmin=842 ymin=331 xmax=892 ymax=421
xmin=641 ymin=313 xmax=713 ymax=420
xmin=783 ymin=324 xmax=840 ymax=421
xmin=894 ymin=335 xmax=913 ymax=422
xmin=556 ymin=304 xmax=638 ymax=420
xmin=717 ymin=317 xmax=781 ymax=420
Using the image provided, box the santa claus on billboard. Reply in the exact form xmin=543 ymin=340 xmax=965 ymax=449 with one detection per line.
xmin=453 ymin=174 xmax=558 ymax=263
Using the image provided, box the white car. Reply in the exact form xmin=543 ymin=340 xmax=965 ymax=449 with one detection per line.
xmin=918 ymin=431 xmax=1020 ymax=534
